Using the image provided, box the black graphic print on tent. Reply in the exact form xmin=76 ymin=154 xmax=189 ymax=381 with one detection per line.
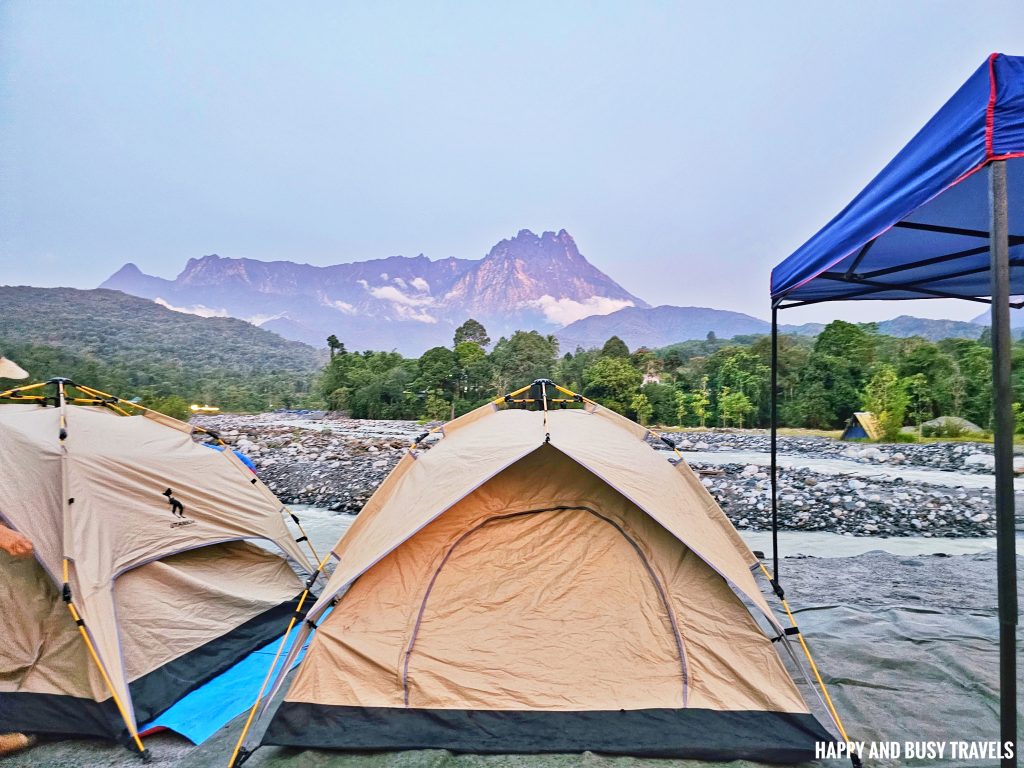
xmin=163 ymin=488 xmax=186 ymax=518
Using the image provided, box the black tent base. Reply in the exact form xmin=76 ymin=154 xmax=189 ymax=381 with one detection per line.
xmin=0 ymin=592 xmax=305 ymax=741
xmin=262 ymin=703 xmax=834 ymax=764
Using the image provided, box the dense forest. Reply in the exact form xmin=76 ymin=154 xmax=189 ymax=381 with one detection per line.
xmin=318 ymin=318 xmax=1023 ymax=438
xmin=0 ymin=287 xmax=322 ymax=415
xmin=2 ymin=286 xmax=1016 ymax=437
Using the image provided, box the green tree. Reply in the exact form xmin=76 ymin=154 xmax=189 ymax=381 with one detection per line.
xmin=630 ymin=393 xmax=654 ymax=426
xmin=933 ymin=338 xmax=991 ymax=425
xmin=423 ymin=392 xmax=451 ymax=421
xmin=673 ymin=390 xmax=688 ymax=425
xmin=417 ymin=346 xmax=456 ymax=392
xmin=815 ymin=320 xmax=877 ymax=366
xmin=453 ymin=341 xmax=493 ymax=412
xmin=904 ymin=372 xmax=931 ymax=432
xmin=490 ymin=331 xmax=559 ymax=392
xmin=326 ymin=334 xmax=345 ymax=360
xmin=718 ymin=387 xmax=754 ymax=428
xmin=690 ymin=377 xmax=711 ymax=428
xmin=453 ymin=319 xmax=491 ymax=348
xmin=640 ymin=382 xmax=676 ymax=424
xmin=583 ymin=356 xmax=642 ymax=413
xmin=896 ymin=340 xmax=955 ymax=419
xmin=600 ymin=336 xmax=630 ymax=358
xmin=863 ymin=364 xmax=909 ymax=441
xmin=555 ymin=347 xmax=600 ymax=393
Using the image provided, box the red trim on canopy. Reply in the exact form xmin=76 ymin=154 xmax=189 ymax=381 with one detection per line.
xmin=986 ymin=52 xmax=999 ymax=158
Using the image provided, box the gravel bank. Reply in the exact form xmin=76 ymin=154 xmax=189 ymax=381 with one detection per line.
xmin=662 ymin=430 xmax=1006 ymax=474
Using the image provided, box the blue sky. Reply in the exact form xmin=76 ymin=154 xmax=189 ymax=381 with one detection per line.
xmin=2 ymin=1 xmax=1023 ymax=325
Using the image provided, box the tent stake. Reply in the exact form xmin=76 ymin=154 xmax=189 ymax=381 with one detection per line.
xmin=989 ymin=158 xmax=1018 ymax=768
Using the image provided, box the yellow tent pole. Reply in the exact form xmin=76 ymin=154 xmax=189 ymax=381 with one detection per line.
xmin=76 ymin=384 xmax=227 ymax=442
xmin=0 ymin=380 xmax=49 ymax=399
xmin=62 ymin=560 xmax=148 ymax=758
xmin=757 ymin=562 xmax=853 ymax=744
xmin=282 ymin=508 xmax=322 ymax=565
xmin=491 ymin=383 xmax=533 ymax=404
xmin=227 ymin=554 xmax=332 ymax=768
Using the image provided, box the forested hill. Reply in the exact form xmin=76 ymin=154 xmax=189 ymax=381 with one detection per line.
xmin=0 ymin=287 xmax=322 ymax=410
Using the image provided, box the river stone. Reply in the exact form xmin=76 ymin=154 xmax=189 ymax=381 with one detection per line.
xmin=964 ymin=453 xmax=995 ymax=470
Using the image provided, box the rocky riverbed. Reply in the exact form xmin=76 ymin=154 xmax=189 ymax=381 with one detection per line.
xmin=192 ymin=413 xmax=1013 ymax=537
xmin=663 ymin=430 xmax=1008 ymax=474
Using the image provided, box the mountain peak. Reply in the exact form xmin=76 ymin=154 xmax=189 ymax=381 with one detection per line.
xmin=99 ymin=230 xmax=648 ymax=354
xmin=108 ymin=262 xmax=144 ymax=278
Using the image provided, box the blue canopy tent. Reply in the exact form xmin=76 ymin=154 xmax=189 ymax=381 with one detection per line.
xmin=771 ymin=53 xmax=1022 ymax=766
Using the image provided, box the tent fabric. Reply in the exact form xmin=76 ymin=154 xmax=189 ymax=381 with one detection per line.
xmin=771 ymin=53 xmax=1024 ymax=304
xmin=256 ymin=405 xmax=831 ymax=761
xmin=301 ymin=408 xmax=775 ymax=629
xmin=0 ymin=357 xmax=29 ymax=380
xmin=0 ymin=403 xmax=313 ymax=740
xmin=841 ymin=412 xmax=882 ymax=441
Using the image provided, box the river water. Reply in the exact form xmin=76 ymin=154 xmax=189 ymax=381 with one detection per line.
xmin=288 ymin=504 xmax=1023 ymax=560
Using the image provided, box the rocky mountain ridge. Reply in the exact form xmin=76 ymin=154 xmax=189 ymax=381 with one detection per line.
xmin=102 ymin=229 xmax=645 ymax=354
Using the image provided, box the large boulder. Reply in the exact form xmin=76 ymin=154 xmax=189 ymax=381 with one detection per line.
xmin=920 ymin=416 xmax=984 ymax=437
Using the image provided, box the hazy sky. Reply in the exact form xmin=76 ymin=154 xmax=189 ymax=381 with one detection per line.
xmin=2 ymin=2 xmax=1023 ymax=325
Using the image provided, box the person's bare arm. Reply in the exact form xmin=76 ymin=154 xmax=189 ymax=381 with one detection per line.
xmin=0 ymin=525 xmax=32 ymax=557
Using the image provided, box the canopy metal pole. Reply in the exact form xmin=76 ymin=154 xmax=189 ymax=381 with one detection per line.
xmin=770 ymin=307 xmax=781 ymax=590
xmin=989 ymin=158 xmax=1018 ymax=768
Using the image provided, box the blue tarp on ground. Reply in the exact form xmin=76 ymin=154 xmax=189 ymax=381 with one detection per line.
xmin=771 ymin=54 xmax=1024 ymax=304
xmin=199 ymin=442 xmax=258 ymax=472
xmin=141 ymin=617 xmax=315 ymax=744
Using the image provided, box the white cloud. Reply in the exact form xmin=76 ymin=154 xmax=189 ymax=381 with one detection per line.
xmin=368 ymin=284 xmax=435 ymax=307
xmin=410 ymin=276 xmax=430 ymax=293
xmin=526 ymin=295 xmax=634 ymax=326
xmin=394 ymin=304 xmax=437 ymax=323
xmin=379 ymin=272 xmax=389 ymax=280
xmin=393 ymin=277 xmax=408 ymax=289
xmin=154 ymin=297 xmax=229 ymax=318
xmin=328 ymin=299 xmax=356 ymax=314
xmin=245 ymin=312 xmax=287 ymax=325
xmin=357 ymin=279 xmax=369 ymax=289
xmin=361 ymin=281 xmax=437 ymax=322
xmin=317 ymin=293 xmax=357 ymax=314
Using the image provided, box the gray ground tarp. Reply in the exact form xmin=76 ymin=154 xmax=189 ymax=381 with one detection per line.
xmin=10 ymin=542 xmax=1022 ymax=768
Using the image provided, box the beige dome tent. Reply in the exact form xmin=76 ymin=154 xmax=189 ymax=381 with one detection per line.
xmin=0 ymin=379 xmax=317 ymax=758
xmin=234 ymin=382 xmax=841 ymax=765
xmin=0 ymin=356 xmax=29 ymax=380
